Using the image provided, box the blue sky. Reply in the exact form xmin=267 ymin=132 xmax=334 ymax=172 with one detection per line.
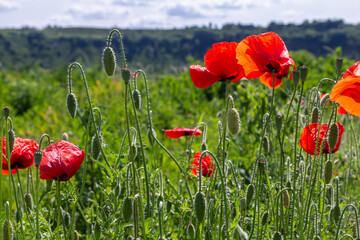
xmin=0 ymin=0 xmax=359 ymax=29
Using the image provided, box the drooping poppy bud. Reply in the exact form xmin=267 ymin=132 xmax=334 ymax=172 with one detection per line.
xmin=333 ymin=205 xmax=341 ymax=224
xmin=3 ymin=106 xmax=10 ymax=118
xmin=132 ymin=89 xmax=142 ymax=111
xmin=262 ymin=211 xmax=269 ymax=226
xmin=61 ymin=132 xmax=69 ymax=141
xmin=24 ymin=192 xmax=34 ymax=210
xmin=2 ymin=219 xmax=13 ymax=240
xmin=194 ymin=192 xmax=206 ymax=223
xmin=275 ymin=115 xmax=282 ymax=132
xmin=320 ymin=93 xmax=330 ymax=106
xmin=246 ymin=184 xmax=254 ymax=208
xmin=122 ymin=68 xmax=131 ymax=84
xmin=102 ymin=47 xmax=116 ymax=77
xmin=187 ymin=222 xmax=196 ymax=239
xmin=233 ymin=225 xmax=249 ymax=240
xmin=328 ymin=123 xmax=339 ymax=150
xmin=91 ymin=135 xmax=102 ymax=160
xmin=282 ymin=190 xmax=290 ymax=208
xmin=324 ymin=160 xmax=333 ymax=184
xmin=122 ymin=196 xmax=133 ymax=222
xmin=263 ymin=136 xmax=269 ymax=154
xmin=311 ymin=107 xmax=320 ymax=124
xmin=147 ymin=128 xmax=156 ymax=147
xmin=8 ymin=130 xmax=15 ymax=153
xmin=273 ymin=231 xmax=282 ymax=240
xmin=66 ymin=93 xmax=78 ymax=119
xmin=227 ymin=107 xmax=241 ymax=136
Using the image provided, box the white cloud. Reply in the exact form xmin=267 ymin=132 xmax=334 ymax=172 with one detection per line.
xmin=0 ymin=0 xmax=20 ymax=12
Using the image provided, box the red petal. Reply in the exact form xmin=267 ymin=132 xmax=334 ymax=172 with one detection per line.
xmin=337 ymin=106 xmax=347 ymax=115
xmin=342 ymin=61 xmax=360 ymax=79
xmin=165 ymin=128 xmax=202 ymax=139
xmin=189 ymin=65 xmax=222 ymax=88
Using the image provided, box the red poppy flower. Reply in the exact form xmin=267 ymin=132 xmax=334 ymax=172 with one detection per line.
xmin=236 ymin=32 xmax=295 ymax=89
xmin=330 ymin=62 xmax=360 ymax=117
xmin=337 ymin=106 xmax=348 ymax=115
xmin=165 ymin=128 xmax=202 ymax=139
xmin=2 ymin=138 xmax=39 ymax=175
xmin=299 ymin=122 xmax=344 ymax=155
xmin=40 ymin=140 xmax=85 ymax=181
xmin=189 ymin=42 xmax=245 ymax=88
xmin=190 ymin=152 xmax=214 ymax=177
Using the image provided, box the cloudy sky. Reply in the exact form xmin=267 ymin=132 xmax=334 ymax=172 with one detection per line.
xmin=0 ymin=0 xmax=359 ymax=29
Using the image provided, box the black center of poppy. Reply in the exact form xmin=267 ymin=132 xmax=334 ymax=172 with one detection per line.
xmin=184 ymin=131 xmax=190 ymax=136
xmin=56 ymin=173 xmax=68 ymax=181
xmin=266 ymin=63 xmax=279 ymax=73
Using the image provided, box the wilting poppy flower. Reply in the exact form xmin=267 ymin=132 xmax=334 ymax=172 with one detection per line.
xmin=40 ymin=140 xmax=85 ymax=181
xmin=299 ymin=122 xmax=344 ymax=155
xmin=236 ymin=32 xmax=295 ymax=89
xmin=2 ymin=138 xmax=39 ymax=175
xmin=165 ymin=128 xmax=202 ymax=139
xmin=190 ymin=152 xmax=214 ymax=177
xmin=330 ymin=61 xmax=360 ymax=117
xmin=337 ymin=106 xmax=348 ymax=115
xmin=189 ymin=42 xmax=245 ymax=88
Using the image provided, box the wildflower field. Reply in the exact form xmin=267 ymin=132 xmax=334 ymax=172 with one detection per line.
xmin=1 ymin=29 xmax=360 ymax=240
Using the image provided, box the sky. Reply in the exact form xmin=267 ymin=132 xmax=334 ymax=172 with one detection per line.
xmin=0 ymin=0 xmax=359 ymax=29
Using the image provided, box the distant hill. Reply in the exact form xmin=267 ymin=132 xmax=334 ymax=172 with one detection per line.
xmin=0 ymin=20 xmax=359 ymax=73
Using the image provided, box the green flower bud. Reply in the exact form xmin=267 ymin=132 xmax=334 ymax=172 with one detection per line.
xmin=227 ymin=108 xmax=241 ymax=136
xmin=122 ymin=68 xmax=131 ymax=84
xmin=66 ymin=93 xmax=78 ymax=119
xmin=94 ymin=223 xmax=101 ymax=240
xmin=324 ymin=160 xmax=333 ymax=184
xmin=91 ymin=135 xmax=102 ymax=160
xmin=328 ymin=123 xmax=339 ymax=151
xmin=187 ymin=223 xmax=196 ymax=239
xmin=299 ymin=65 xmax=308 ymax=85
xmin=122 ymin=197 xmax=133 ymax=222
xmin=102 ymin=46 xmax=116 ymax=77
xmin=282 ymin=190 xmax=290 ymax=208
xmin=261 ymin=212 xmax=269 ymax=226
xmin=147 ymin=128 xmax=156 ymax=147
xmin=246 ymin=184 xmax=255 ymax=208
xmin=24 ymin=192 xmax=34 ymax=210
xmin=64 ymin=212 xmax=71 ymax=228
xmin=333 ymin=205 xmax=341 ymax=224
xmin=336 ymin=57 xmax=343 ymax=74
xmin=61 ymin=132 xmax=69 ymax=141
xmin=8 ymin=130 xmax=15 ymax=153
xmin=194 ymin=192 xmax=206 ymax=223
xmin=132 ymin=89 xmax=141 ymax=111
xmin=275 ymin=115 xmax=282 ymax=132
xmin=292 ymin=70 xmax=300 ymax=87
xmin=233 ymin=225 xmax=249 ymax=240
xmin=2 ymin=220 xmax=13 ymax=240
xmin=320 ymin=93 xmax=330 ymax=106
xmin=273 ymin=231 xmax=282 ymax=240
xmin=311 ymin=107 xmax=320 ymax=124
xmin=263 ymin=136 xmax=269 ymax=154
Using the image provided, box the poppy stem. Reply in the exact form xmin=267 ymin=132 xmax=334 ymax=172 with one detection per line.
xmin=106 ymin=29 xmax=127 ymax=68
xmin=56 ymin=180 xmax=61 ymax=240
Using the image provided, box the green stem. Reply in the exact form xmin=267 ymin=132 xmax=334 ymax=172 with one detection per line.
xmin=335 ymin=204 xmax=360 ymax=240
xmin=106 ymin=29 xmax=127 ymax=68
xmin=56 ymin=180 xmax=61 ymax=240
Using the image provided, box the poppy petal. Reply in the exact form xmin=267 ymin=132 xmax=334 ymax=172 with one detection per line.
xmin=189 ymin=65 xmax=222 ymax=88
xmin=342 ymin=61 xmax=360 ymax=78
xmin=165 ymin=128 xmax=202 ymax=139
xmin=337 ymin=106 xmax=347 ymax=115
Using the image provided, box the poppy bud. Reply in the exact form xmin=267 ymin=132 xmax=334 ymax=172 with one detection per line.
xmin=246 ymin=184 xmax=254 ymax=208
xmin=91 ymin=135 xmax=102 ymax=160
xmin=261 ymin=211 xmax=269 ymax=226
xmin=292 ymin=69 xmax=300 ymax=87
xmin=61 ymin=132 xmax=69 ymax=141
xmin=329 ymin=207 xmax=335 ymax=224
xmin=15 ymin=209 xmax=23 ymax=223
xmin=3 ymin=106 xmax=10 ymax=118
xmin=194 ymin=192 xmax=206 ymax=223
xmin=187 ymin=223 xmax=196 ymax=239
xmin=205 ymin=228 xmax=212 ymax=240
xmin=311 ymin=107 xmax=320 ymax=124
xmin=94 ymin=223 xmax=101 ymax=240
xmin=34 ymin=150 xmax=42 ymax=167
xmin=64 ymin=212 xmax=71 ymax=228
xmin=299 ymin=65 xmax=308 ymax=85
xmin=24 ymin=192 xmax=34 ymax=210
xmin=326 ymin=187 xmax=332 ymax=204
xmin=258 ymin=160 xmax=265 ymax=174
xmin=324 ymin=160 xmax=333 ymax=184
xmin=286 ymin=181 xmax=292 ymax=189
xmin=328 ymin=123 xmax=339 ymax=150
xmin=73 ymin=230 xmax=80 ymax=240
xmin=262 ymin=136 xmax=269 ymax=154
xmin=102 ymin=46 xmax=116 ymax=77
xmin=333 ymin=205 xmax=341 ymax=224
xmin=147 ymin=128 xmax=156 ymax=147
xmin=233 ymin=225 xmax=249 ymax=240
xmin=275 ymin=115 xmax=282 ymax=132
xmin=132 ymin=89 xmax=141 ymax=111
xmin=336 ymin=57 xmax=343 ymax=74
xmin=122 ymin=68 xmax=131 ymax=84
xmin=201 ymin=142 xmax=208 ymax=152
xmin=128 ymin=144 xmax=137 ymax=161
xmin=122 ymin=196 xmax=133 ymax=222
xmin=2 ymin=220 xmax=13 ymax=240
xmin=66 ymin=93 xmax=78 ymax=119
xmin=227 ymin=107 xmax=241 ymax=136
xmin=320 ymin=93 xmax=330 ymax=106
xmin=313 ymin=235 xmax=321 ymax=240
xmin=8 ymin=130 xmax=15 ymax=153
xmin=166 ymin=200 xmax=172 ymax=213
xmin=273 ymin=231 xmax=282 ymax=240
xmin=282 ymin=190 xmax=290 ymax=208
xmin=240 ymin=197 xmax=247 ymax=210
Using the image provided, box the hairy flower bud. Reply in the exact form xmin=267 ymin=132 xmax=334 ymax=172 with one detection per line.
xmin=320 ymin=93 xmax=330 ymax=106
xmin=311 ymin=107 xmax=320 ymax=124
xmin=122 ymin=68 xmax=131 ymax=84
xmin=3 ymin=106 xmax=10 ymax=118
xmin=91 ymin=135 xmax=102 ymax=160
xmin=328 ymin=123 xmax=339 ymax=150
xmin=275 ymin=115 xmax=282 ymax=132
xmin=8 ymin=130 xmax=15 ymax=153
xmin=273 ymin=231 xmax=282 ymax=240
xmin=292 ymin=69 xmax=300 ymax=87
xmin=333 ymin=205 xmax=341 ymax=224
xmin=336 ymin=57 xmax=343 ymax=74
xmin=61 ymin=132 xmax=69 ymax=141
xmin=324 ymin=160 xmax=333 ymax=184
xmin=261 ymin=211 xmax=269 ymax=226
xmin=66 ymin=93 xmax=78 ymax=119
xmin=24 ymin=192 xmax=34 ymax=210
xmin=282 ymin=190 xmax=290 ymax=208
xmin=263 ymin=136 xmax=269 ymax=154
xmin=2 ymin=220 xmax=13 ymax=240
xmin=187 ymin=223 xmax=196 ymax=239
xmin=194 ymin=192 xmax=206 ymax=223
xmin=132 ymin=89 xmax=142 ymax=111
xmin=227 ymin=108 xmax=241 ymax=136
xmin=246 ymin=184 xmax=254 ymax=208
xmin=233 ymin=225 xmax=249 ymax=240
xmin=102 ymin=46 xmax=116 ymax=77
xmin=300 ymin=65 xmax=308 ymax=85
xmin=122 ymin=197 xmax=133 ymax=222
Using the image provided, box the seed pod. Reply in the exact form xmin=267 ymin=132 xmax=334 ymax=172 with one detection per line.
xmin=194 ymin=192 xmax=206 ymax=223
xmin=263 ymin=136 xmax=269 ymax=154
xmin=320 ymin=93 xmax=330 ymax=106
xmin=102 ymin=46 xmax=116 ymax=76
xmin=122 ymin=68 xmax=131 ymax=84
xmin=261 ymin=212 xmax=269 ymax=226
xmin=273 ymin=231 xmax=282 ymax=240
xmin=233 ymin=225 xmax=249 ymax=240
xmin=187 ymin=223 xmax=196 ymax=239
xmin=61 ymin=132 xmax=69 ymax=141
xmin=91 ymin=135 xmax=102 ymax=160
xmin=292 ymin=69 xmax=300 ymax=87
xmin=2 ymin=220 xmax=13 ymax=240
xmin=336 ymin=57 xmax=343 ymax=74
xmin=132 ymin=89 xmax=141 ymax=111
xmin=275 ymin=115 xmax=282 ymax=132
xmin=328 ymin=123 xmax=339 ymax=151
xmin=34 ymin=150 xmax=43 ymax=167
xmin=8 ymin=130 xmax=15 ymax=153
xmin=147 ymin=128 xmax=156 ymax=147
xmin=227 ymin=107 xmax=241 ymax=136
xmin=64 ymin=212 xmax=71 ymax=228
xmin=282 ymin=190 xmax=290 ymax=208
xmin=324 ymin=160 xmax=333 ymax=184
xmin=66 ymin=93 xmax=78 ymax=119
xmin=24 ymin=192 xmax=34 ymax=210
xmin=246 ymin=184 xmax=254 ymax=208
xmin=299 ymin=65 xmax=308 ymax=85
xmin=122 ymin=197 xmax=133 ymax=222
xmin=333 ymin=205 xmax=341 ymax=224
xmin=94 ymin=223 xmax=101 ymax=240
xmin=311 ymin=107 xmax=319 ymax=124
